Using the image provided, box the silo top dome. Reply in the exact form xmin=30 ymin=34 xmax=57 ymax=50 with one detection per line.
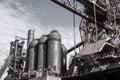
xmin=48 ymin=30 xmax=61 ymax=40
xmin=39 ymin=35 xmax=48 ymax=43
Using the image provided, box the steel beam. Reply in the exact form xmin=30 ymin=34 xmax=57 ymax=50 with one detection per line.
xmin=51 ymin=0 xmax=110 ymax=30
xmin=76 ymin=0 xmax=107 ymax=16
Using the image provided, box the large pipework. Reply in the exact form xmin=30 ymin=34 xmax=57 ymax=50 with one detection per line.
xmin=47 ymin=30 xmax=61 ymax=75
xmin=67 ymin=41 xmax=84 ymax=53
xmin=25 ymin=30 xmax=34 ymax=71
xmin=28 ymin=39 xmax=38 ymax=71
xmin=27 ymin=30 xmax=34 ymax=49
xmin=37 ymin=35 xmax=48 ymax=75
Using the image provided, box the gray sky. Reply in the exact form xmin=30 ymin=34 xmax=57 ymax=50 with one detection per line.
xmin=18 ymin=0 xmax=73 ymax=26
xmin=18 ymin=0 xmax=81 ymax=26
xmin=0 ymin=0 xmax=81 ymax=79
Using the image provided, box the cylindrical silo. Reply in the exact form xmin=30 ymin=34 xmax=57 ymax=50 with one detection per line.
xmin=37 ymin=35 xmax=47 ymax=71
xmin=25 ymin=30 xmax=34 ymax=72
xmin=28 ymin=39 xmax=38 ymax=71
xmin=47 ymin=30 xmax=61 ymax=75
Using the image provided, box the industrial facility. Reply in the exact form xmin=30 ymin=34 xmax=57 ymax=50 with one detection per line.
xmin=0 ymin=0 xmax=120 ymax=80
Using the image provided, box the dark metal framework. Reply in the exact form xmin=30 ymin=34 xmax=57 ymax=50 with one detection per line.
xmin=0 ymin=0 xmax=120 ymax=80
xmin=51 ymin=0 xmax=120 ymax=80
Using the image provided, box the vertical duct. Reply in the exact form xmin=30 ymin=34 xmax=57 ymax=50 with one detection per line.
xmin=37 ymin=35 xmax=48 ymax=76
xmin=25 ymin=30 xmax=34 ymax=72
xmin=27 ymin=30 xmax=34 ymax=49
xmin=47 ymin=30 xmax=61 ymax=75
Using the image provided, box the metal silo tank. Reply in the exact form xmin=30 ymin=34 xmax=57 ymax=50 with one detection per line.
xmin=37 ymin=35 xmax=47 ymax=72
xmin=47 ymin=30 xmax=61 ymax=75
xmin=25 ymin=30 xmax=34 ymax=72
xmin=28 ymin=39 xmax=38 ymax=71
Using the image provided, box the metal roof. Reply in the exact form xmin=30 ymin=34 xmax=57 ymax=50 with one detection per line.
xmin=78 ymin=38 xmax=116 ymax=57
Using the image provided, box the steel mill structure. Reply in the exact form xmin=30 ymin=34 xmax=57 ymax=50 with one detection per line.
xmin=0 ymin=0 xmax=120 ymax=80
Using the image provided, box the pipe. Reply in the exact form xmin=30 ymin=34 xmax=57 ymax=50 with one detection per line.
xmin=27 ymin=30 xmax=34 ymax=49
xmin=25 ymin=30 xmax=34 ymax=72
xmin=67 ymin=41 xmax=84 ymax=53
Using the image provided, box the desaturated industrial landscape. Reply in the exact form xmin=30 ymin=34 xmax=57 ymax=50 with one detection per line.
xmin=0 ymin=0 xmax=120 ymax=80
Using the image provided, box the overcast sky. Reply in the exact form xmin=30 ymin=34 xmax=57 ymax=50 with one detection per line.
xmin=0 ymin=0 xmax=82 ymax=79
